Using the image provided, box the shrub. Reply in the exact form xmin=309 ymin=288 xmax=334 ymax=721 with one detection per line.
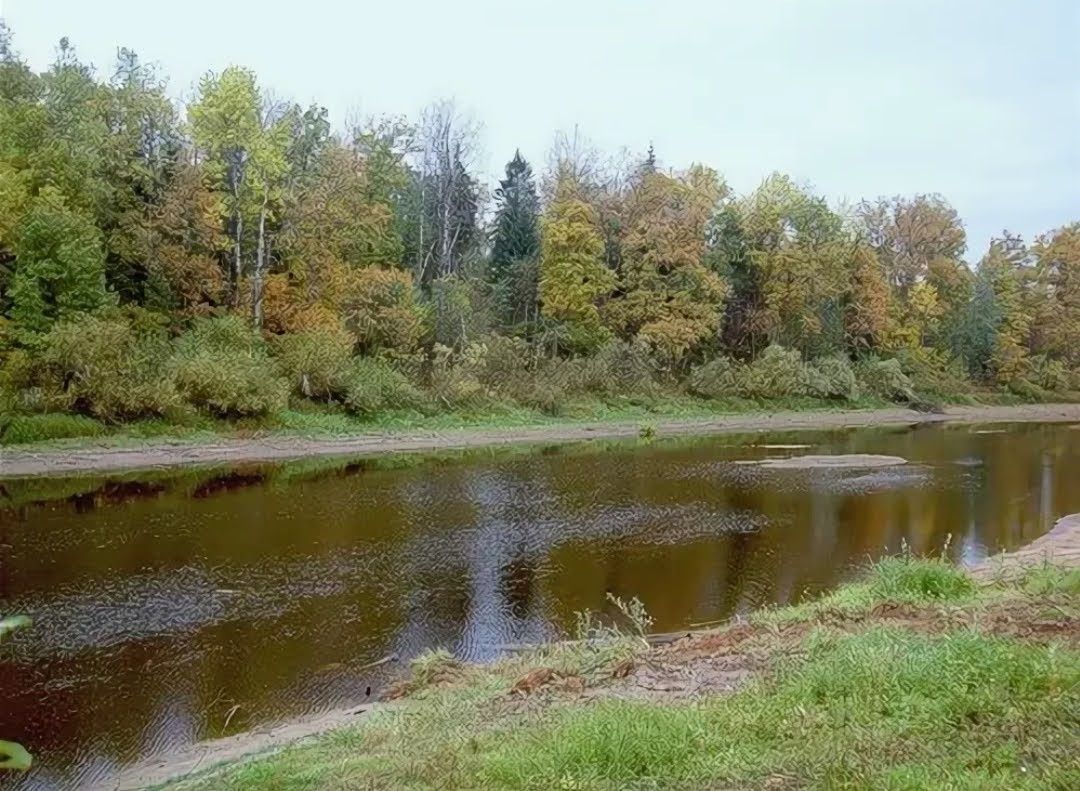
xmin=342 ymin=267 xmax=424 ymax=353
xmin=35 ymin=311 xmax=180 ymax=421
xmin=170 ymin=317 xmax=289 ymax=417
xmin=895 ymin=347 xmax=974 ymax=398
xmin=1007 ymin=377 xmax=1050 ymax=402
xmin=1027 ymin=355 xmax=1074 ymax=393
xmin=576 ymin=339 xmax=659 ymax=398
xmin=0 ymin=413 xmax=106 ymax=445
xmin=735 ymin=344 xmax=809 ymax=400
xmin=425 ymin=344 xmax=496 ymax=410
xmin=426 ymin=275 xmax=496 ymax=350
xmin=271 ymin=329 xmax=353 ymax=401
xmin=469 ymin=334 xmax=533 ymax=388
xmin=806 ymin=354 xmax=858 ymax=400
xmin=687 ymin=356 xmax=739 ymax=399
xmin=343 ymin=357 xmax=428 ymax=416
xmin=855 ymin=357 xmax=916 ymax=403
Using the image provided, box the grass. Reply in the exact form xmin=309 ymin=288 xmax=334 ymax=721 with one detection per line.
xmin=165 ymin=556 xmax=1080 ymax=790
xmin=759 ymin=552 xmax=979 ymax=624
xmin=480 ymin=630 xmax=1076 ymax=790
xmin=1 ymin=393 xmax=894 ymax=448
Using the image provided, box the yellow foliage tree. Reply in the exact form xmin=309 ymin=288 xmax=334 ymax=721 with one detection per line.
xmin=340 ymin=266 xmax=423 ymax=353
xmin=979 ymin=240 xmax=1032 ymax=384
xmin=845 ymin=243 xmax=893 ymax=353
xmin=1032 ymin=224 xmax=1080 ymax=366
xmin=604 ymin=166 xmax=729 ymax=363
xmin=539 ymin=177 xmax=614 ymax=347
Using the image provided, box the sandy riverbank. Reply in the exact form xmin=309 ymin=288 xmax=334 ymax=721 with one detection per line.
xmin=3 ymin=403 xmax=1079 ymax=478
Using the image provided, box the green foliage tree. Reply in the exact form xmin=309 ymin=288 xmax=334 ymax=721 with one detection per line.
xmin=738 ymin=174 xmax=848 ymax=355
xmin=8 ymin=187 xmax=111 ymax=338
xmin=100 ymin=49 xmax=182 ymax=302
xmin=845 ymin=243 xmax=892 ymax=354
xmin=188 ymin=66 xmax=263 ymax=305
xmin=977 ymin=235 xmax=1032 ymax=384
xmin=0 ymin=21 xmax=1078 ymax=434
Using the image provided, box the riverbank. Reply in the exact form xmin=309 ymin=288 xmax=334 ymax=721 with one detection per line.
xmin=3 ymin=402 xmax=1079 ymax=478
xmin=151 ymin=519 xmax=1080 ymax=791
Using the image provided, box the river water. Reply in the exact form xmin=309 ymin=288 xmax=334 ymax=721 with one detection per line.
xmin=1 ymin=421 xmax=1078 ymax=789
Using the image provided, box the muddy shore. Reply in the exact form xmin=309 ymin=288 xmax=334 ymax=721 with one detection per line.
xmin=3 ymin=403 xmax=1079 ymax=478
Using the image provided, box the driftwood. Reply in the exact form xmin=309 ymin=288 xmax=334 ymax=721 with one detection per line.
xmin=356 ymin=653 xmax=399 ymax=672
xmin=494 ymin=630 xmax=705 ymax=654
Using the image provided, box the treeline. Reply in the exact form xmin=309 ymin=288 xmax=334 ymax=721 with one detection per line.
xmin=1 ymin=26 xmax=1078 ymax=440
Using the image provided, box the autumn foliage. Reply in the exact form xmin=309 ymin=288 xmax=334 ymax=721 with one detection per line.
xmin=0 ymin=24 xmax=1078 ymax=440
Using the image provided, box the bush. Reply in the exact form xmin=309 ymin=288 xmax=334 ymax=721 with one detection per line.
xmin=343 ymin=357 xmax=428 ymax=416
xmin=426 ymin=344 xmax=496 ymax=410
xmin=425 ymin=275 xmax=494 ymax=350
xmin=895 ymin=347 xmax=974 ymax=398
xmin=687 ymin=356 xmax=739 ymax=399
xmin=271 ymin=329 xmax=353 ymax=400
xmin=0 ymin=413 xmax=106 ymax=445
xmin=575 ymin=339 xmax=659 ymax=399
xmin=855 ymin=357 xmax=916 ymax=403
xmin=1007 ymin=377 xmax=1050 ymax=402
xmin=35 ymin=311 xmax=180 ymax=421
xmin=342 ymin=267 xmax=424 ymax=353
xmin=469 ymin=334 xmax=533 ymax=388
xmin=735 ymin=344 xmax=809 ymax=400
xmin=170 ymin=317 xmax=288 ymax=417
xmin=806 ymin=354 xmax=858 ymax=400
xmin=1027 ymin=355 xmax=1074 ymax=393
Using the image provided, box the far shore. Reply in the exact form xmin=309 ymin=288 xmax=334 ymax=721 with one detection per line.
xmin=3 ymin=402 xmax=1078 ymax=478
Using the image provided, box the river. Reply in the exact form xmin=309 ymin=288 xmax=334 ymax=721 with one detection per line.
xmin=2 ymin=421 xmax=1078 ymax=789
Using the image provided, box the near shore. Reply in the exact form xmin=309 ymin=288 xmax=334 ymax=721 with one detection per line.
xmin=134 ymin=513 xmax=1080 ymax=791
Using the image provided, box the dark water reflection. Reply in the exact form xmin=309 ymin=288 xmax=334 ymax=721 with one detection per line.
xmin=1 ymin=422 xmax=1078 ymax=789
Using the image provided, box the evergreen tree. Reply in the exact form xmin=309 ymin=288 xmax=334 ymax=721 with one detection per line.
xmin=489 ymin=150 xmax=540 ymax=323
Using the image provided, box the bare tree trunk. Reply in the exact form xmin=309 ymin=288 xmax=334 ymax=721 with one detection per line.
xmin=228 ymin=161 xmax=244 ymax=307
xmin=252 ymin=193 xmax=268 ymax=329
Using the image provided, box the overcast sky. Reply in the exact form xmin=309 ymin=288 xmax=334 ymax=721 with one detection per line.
xmin=2 ymin=0 xmax=1077 ymax=258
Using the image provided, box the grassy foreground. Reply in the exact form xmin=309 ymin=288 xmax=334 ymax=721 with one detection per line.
xmin=165 ymin=557 xmax=1079 ymax=790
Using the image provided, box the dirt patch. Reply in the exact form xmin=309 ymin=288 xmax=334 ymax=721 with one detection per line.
xmin=3 ymin=404 xmax=1079 ymax=478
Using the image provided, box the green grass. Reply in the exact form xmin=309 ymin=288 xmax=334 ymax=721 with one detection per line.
xmin=761 ymin=553 xmax=979 ymax=623
xmin=0 ymin=413 xmax=108 ymax=444
xmin=1 ymin=393 xmax=896 ymax=449
xmin=480 ymin=629 xmax=1077 ymax=790
xmin=166 ymin=558 xmax=1080 ymax=790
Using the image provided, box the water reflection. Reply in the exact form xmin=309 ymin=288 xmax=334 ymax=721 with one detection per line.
xmin=1 ymin=422 xmax=1078 ymax=789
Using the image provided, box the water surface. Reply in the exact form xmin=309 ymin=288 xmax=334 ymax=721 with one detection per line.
xmin=1 ymin=422 xmax=1078 ymax=789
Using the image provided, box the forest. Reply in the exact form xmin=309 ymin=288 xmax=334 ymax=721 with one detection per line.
xmin=1 ymin=25 xmax=1079 ymax=444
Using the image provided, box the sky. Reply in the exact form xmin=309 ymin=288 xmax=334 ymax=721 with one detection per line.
xmin=2 ymin=0 xmax=1077 ymax=258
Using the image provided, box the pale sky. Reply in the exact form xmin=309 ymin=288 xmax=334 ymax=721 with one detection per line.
xmin=2 ymin=0 xmax=1077 ymax=258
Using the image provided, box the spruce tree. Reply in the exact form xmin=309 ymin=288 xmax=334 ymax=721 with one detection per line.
xmin=489 ymin=150 xmax=540 ymax=323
